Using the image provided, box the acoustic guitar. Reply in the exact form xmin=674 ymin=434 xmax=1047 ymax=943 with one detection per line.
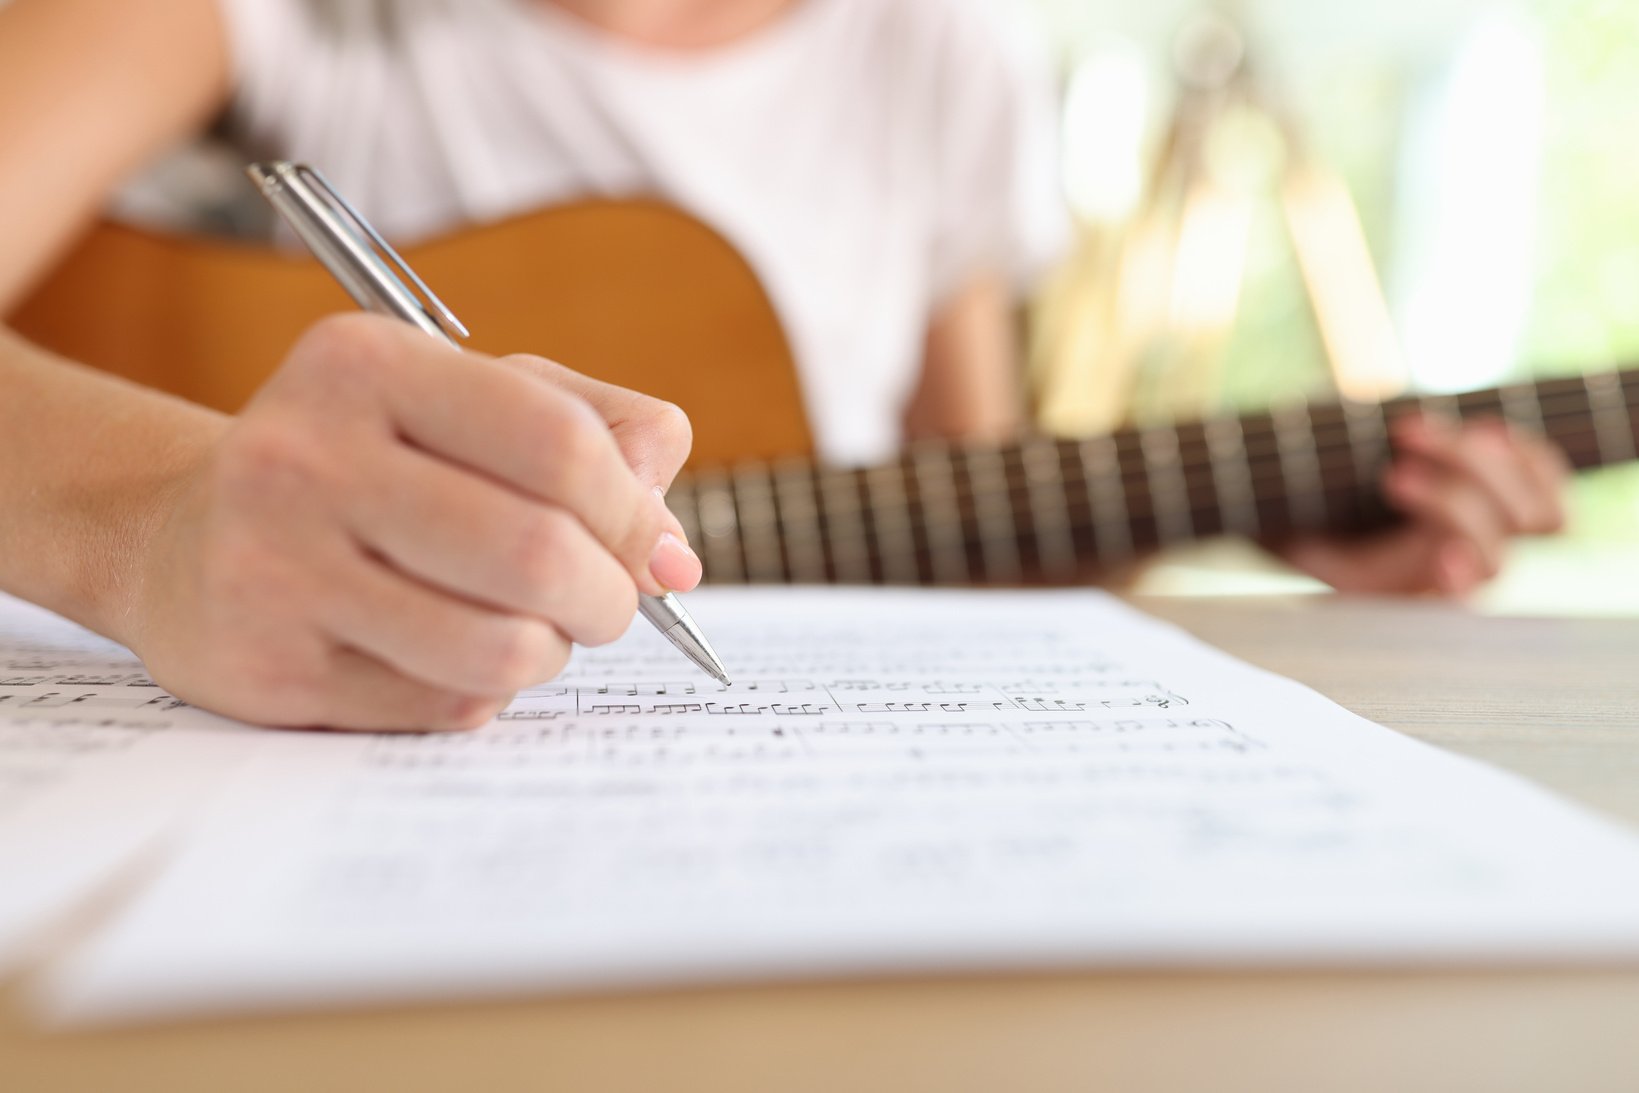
xmin=11 ymin=204 xmax=1639 ymax=587
xmin=9 ymin=201 xmax=813 ymax=466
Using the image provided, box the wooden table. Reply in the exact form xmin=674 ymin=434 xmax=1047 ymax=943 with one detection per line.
xmin=6 ymin=596 xmax=1639 ymax=1093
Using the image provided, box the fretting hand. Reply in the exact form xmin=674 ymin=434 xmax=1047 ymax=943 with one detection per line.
xmin=1278 ymin=415 xmax=1570 ymax=597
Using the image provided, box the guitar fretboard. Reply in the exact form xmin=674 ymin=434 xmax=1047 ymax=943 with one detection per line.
xmin=666 ymin=369 xmax=1639 ymax=585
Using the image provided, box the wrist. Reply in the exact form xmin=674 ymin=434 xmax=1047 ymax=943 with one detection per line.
xmin=81 ymin=424 xmax=222 ymax=652
xmin=0 ymin=333 xmax=232 ymax=644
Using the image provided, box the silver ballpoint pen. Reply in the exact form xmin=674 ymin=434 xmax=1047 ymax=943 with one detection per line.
xmin=247 ymin=161 xmax=731 ymax=686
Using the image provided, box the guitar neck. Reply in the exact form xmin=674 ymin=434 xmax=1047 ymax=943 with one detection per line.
xmin=667 ymin=369 xmax=1639 ymax=585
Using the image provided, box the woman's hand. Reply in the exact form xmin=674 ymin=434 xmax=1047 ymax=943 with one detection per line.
xmin=1278 ymin=415 xmax=1569 ymax=597
xmin=126 ymin=314 xmax=699 ymax=732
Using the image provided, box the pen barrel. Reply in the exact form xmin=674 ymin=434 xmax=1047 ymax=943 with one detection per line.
xmin=246 ymin=163 xmax=452 ymax=342
xmin=638 ymin=593 xmax=683 ymax=634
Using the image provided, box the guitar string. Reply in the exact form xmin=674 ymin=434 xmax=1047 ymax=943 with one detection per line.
xmin=1190 ymin=381 xmax=1639 ymax=454
xmin=681 ymin=416 xmax=1636 ymax=567
xmin=677 ymin=380 xmax=1639 ymax=501
xmin=1012 ymin=381 xmax=1637 ymax=475
xmin=676 ymin=385 xmax=1639 ymax=569
xmin=791 ymin=389 xmax=1639 ymax=513
xmin=761 ymin=381 xmax=1639 ymax=494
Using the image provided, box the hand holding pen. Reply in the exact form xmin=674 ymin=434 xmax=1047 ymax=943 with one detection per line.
xmin=247 ymin=162 xmax=728 ymax=686
xmin=104 ymin=169 xmax=723 ymax=733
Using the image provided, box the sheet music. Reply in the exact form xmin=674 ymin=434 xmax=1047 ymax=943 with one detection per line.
xmin=0 ymin=596 xmax=253 ymax=974
xmin=36 ymin=588 xmax=1639 ymax=1025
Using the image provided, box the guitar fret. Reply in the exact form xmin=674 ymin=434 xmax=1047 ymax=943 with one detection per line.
xmin=964 ymin=447 xmax=1022 ymax=582
xmin=1077 ymin=435 xmax=1133 ymax=561
xmin=1339 ymin=400 xmax=1387 ymax=490
xmin=1020 ymin=436 xmax=1077 ymax=580
xmin=1454 ymin=386 xmax=1511 ymax=439
xmin=1138 ymin=425 xmax=1194 ymax=545
xmin=732 ymin=464 xmax=785 ymax=583
xmin=864 ymin=464 xmax=921 ymax=584
xmin=691 ymin=469 xmax=744 ymax=584
xmin=1498 ymin=381 xmax=1548 ymax=437
xmin=1418 ymin=392 xmax=1461 ymax=424
xmin=771 ymin=459 xmax=826 ymax=583
xmin=817 ymin=469 xmax=872 ymax=583
xmin=911 ymin=444 xmax=970 ymax=585
xmin=664 ymin=364 xmax=1639 ymax=590
xmin=1338 ymin=400 xmax=1390 ymax=528
xmin=1202 ymin=416 xmax=1259 ymax=537
xmin=1584 ymin=372 xmax=1638 ymax=465
xmin=1270 ymin=403 xmax=1327 ymax=529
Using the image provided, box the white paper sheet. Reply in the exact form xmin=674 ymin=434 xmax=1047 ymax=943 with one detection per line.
xmin=0 ymin=596 xmax=256 ymax=974
xmin=33 ymin=588 xmax=1639 ymax=1025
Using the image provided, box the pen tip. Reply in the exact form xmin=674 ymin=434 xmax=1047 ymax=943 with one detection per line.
xmin=644 ymin=594 xmax=731 ymax=689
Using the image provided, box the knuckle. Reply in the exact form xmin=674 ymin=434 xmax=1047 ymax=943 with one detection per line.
xmin=644 ymin=399 xmax=694 ymax=466
xmin=647 ymin=398 xmax=693 ymax=445
xmin=582 ymin=581 xmax=639 ymax=647
xmin=286 ymin=315 xmax=397 ymax=405
xmin=483 ymin=621 xmax=556 ymax=693
xmin=510 ymin=509 xmax=577 ymax=589
xmin=497 ymin=352 xmax=561 ymax=382
xmin=217 ymin=423 xmax=323 ymax=495
xmin=293 ymin=314 xmax=392 ymax=371
xmin=541 ymin=394 xmax=608 ymax=467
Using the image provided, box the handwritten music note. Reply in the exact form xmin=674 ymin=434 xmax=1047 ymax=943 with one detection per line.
xmin=36 ymin=588 xmax=1639 ymax=1026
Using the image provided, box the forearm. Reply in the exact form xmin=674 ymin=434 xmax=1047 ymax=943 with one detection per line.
xmin=0 ymin=327 xmax=226 ymax=641
xmin=905 ymin=274 xmax=1023 ymax=444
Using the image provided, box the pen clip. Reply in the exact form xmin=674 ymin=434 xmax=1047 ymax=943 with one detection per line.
xmin=293 ymin=164 xmax=470 ymax=341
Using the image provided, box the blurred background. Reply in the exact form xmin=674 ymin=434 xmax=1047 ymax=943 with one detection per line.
xmin=1009 ymin=0 xmax=1639 ymax=613
xmin=75 ymin=0 xmax=1639 ymax=614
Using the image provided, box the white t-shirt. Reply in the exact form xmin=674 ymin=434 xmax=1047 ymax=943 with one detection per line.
xmin=213 ymin=0 xmax=1069 ymax=464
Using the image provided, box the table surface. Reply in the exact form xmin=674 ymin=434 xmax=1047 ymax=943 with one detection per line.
xmin=6 ymin=595 xmax=1639 ymax=1093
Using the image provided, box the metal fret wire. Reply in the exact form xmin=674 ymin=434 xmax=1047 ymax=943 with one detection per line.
xmin=1020 ymin=435 xmax=1079 ymax=579
xmin=855 ymin=379 xmax=1639 ymax=506
xmin=679 ymin=401 xmax=1639 ymax=582
xmin=672 ymin=373 xmax=1639 ymax=580
xmin=685 ymin=393 xmax=1632 ymax=563
xmin=782 ymin=383 xmax=1639 ymax=522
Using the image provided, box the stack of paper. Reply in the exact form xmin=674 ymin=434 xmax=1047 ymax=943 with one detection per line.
xmin=4 ymin=588 xmax=1639 ymax=1026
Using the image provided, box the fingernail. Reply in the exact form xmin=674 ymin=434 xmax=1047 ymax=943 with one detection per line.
xmin=649 ymin=532 xmax=702 ymax=593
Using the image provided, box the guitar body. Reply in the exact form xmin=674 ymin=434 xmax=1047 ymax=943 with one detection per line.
xmin=6 ymin=201 xmax=813 ymax=467
xmin=11 ymin=199 xmax=1637 ymax=588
